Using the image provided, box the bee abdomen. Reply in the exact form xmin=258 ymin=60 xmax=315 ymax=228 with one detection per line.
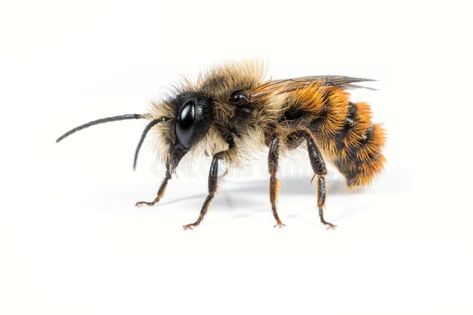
xmin=331 ymin=102 xmax=386 ymax=187
xmin=284 ymin=86 xmax=385 ymax=187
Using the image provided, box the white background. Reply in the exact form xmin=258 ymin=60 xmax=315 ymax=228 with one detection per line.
xmin=1 ymin=0 xmax=472 ymax=314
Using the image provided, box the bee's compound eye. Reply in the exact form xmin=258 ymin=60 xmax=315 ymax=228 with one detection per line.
xmin=176 ymin=98 xmax=196 ymax=148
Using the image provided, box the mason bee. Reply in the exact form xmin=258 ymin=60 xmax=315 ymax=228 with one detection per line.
xmin=57 ymin=62 xmax=385 ymax=230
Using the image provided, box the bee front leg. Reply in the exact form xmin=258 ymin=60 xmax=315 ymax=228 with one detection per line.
xmin=183 ymin=152 xmax=224 ymax=230
xmin=135 ymin=170 xmax=171 ymax=207
xmin=288 ymin=130 xmax=336 ymax=229
xmin=268 ymin=136 xmax=285 ymax=228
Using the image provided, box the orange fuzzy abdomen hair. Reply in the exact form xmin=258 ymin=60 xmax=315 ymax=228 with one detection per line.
xmin=290 ymin=85 xmax=386 ymax=187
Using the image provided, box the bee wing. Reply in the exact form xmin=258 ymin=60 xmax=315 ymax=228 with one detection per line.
xmin=249 ymin=76 xmax=376 ymax=99
xmin=288 ymin=75 xmax=374 ymax=86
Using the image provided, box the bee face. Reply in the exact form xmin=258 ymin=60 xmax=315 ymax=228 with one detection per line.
xmin=169 ymin=92 xmax=213 ymax=170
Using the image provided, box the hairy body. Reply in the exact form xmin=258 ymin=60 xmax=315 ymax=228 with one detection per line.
xmin=57 ymin=61 xmax=386 ymax=229
xmin=150 ymin=62 xmax=385 ymax=188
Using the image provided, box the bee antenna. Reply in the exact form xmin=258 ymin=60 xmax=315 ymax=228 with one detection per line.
xmin=133 ymin=117 xmax=168 ymax=171
xmin=56 ymin=114 xmax=145 ymax=143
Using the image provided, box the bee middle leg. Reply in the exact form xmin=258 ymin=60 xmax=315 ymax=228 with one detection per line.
xmin=287 ymin=130 xmax=336 ymax=229
xmin=135 ymin=170 xmax=171 ymax=207
xmin=268 ymin=136 xmax=285 ymax=228
xmin=183 ymin=152 xmax=224 ymax=230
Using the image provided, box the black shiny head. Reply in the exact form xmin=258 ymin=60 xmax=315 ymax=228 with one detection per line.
xmin=170 ymin=92 xmax=212 ymax=170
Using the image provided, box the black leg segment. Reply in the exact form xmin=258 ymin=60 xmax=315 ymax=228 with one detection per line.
xmin=183 ymin=152 xmax=224 ymax=230
xmin=316 ymin=175 xmax=336 ymax=229
xmin=287 ymin=129 xmax=336 ymax=229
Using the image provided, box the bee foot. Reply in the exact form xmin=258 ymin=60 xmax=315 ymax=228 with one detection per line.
xmin=135 ymin=200 xmax=157 ymax=207
xmin=273 ymin=221 xmax=286 ymax=228
xmin=324 ymin=222 xmax=337 ymax=230
xmin=183 ymin=223 xmax=199 ymax=230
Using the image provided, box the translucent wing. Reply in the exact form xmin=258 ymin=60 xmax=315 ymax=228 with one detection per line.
xmin=249 ymin=75 xmax=376 ymax=99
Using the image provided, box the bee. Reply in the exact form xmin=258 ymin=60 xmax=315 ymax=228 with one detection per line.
xmin=56 ymin=62 xmax=386 ymax=230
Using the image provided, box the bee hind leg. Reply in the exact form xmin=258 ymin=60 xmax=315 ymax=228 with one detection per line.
xmin=135 ymin=170 xmax=171 ymax=207
xmin=315 ymin=175 xmax=336 ymax=230
xmin=287 ymin=130 xmax=336 ymax=229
